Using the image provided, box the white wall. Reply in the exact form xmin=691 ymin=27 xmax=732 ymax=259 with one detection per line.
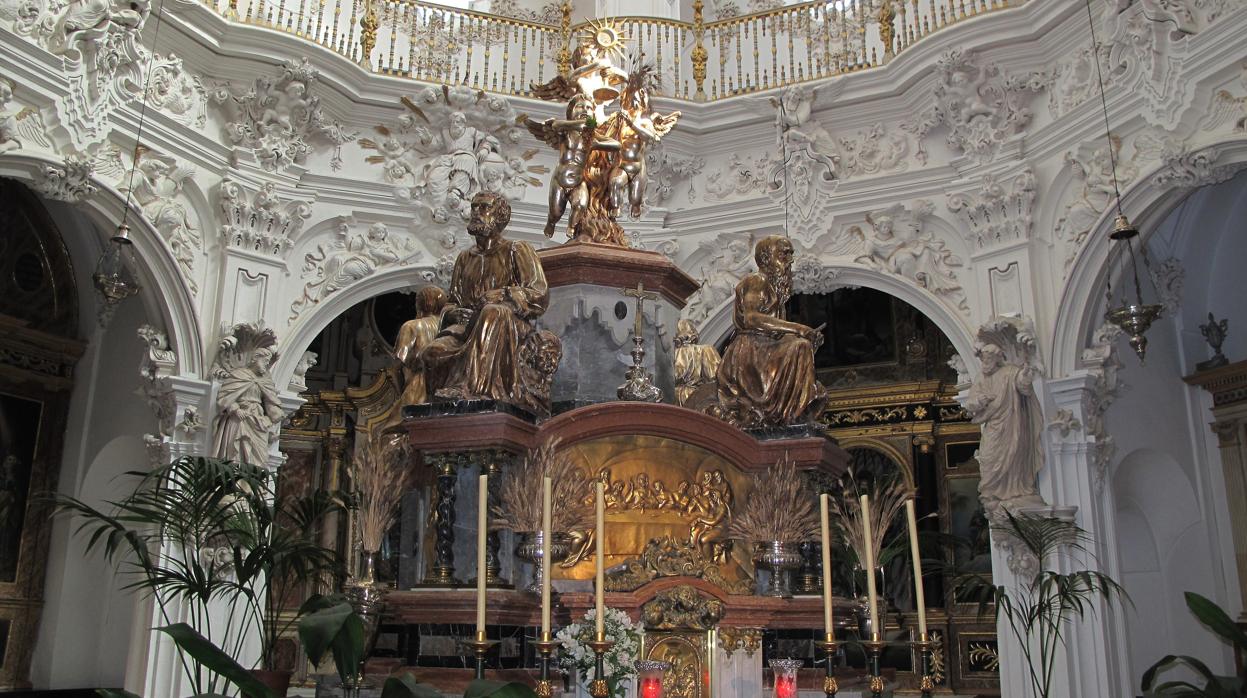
xmin=32 ymin=290 xmax=157 ymax=689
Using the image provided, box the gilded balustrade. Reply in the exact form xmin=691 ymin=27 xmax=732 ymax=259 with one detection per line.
xmin=197 ymin=0 xmax=1020 ymax=101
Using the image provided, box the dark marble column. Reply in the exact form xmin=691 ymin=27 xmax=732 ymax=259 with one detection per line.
xmin=422 ymin=453 xmax=460 ymax=586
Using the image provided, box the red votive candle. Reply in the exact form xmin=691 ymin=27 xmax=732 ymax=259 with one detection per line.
xmin=769 ymin=658 xmax=802 ymax=698
xmin=636 ymin=660 xmax=669 ymax=698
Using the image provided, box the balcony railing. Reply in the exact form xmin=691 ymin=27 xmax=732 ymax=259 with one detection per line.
xmin=198 ymin=0 xmax=1020 ymax=101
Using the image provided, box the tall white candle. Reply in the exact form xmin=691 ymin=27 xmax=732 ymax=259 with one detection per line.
xmin=541 ymin=475 xmax=553 ymax=637
xmin=595 ymin=480 xmax=606 ymax=640
xmin=820 ymin=493 xmax=834 ymax=639
xmin=905 ymin=498 xmax=928 ymax=638
xmin=860 ymin=494 xmax=879 ymax=639
xmin=476 ymin=473 xmax=488 ymax=635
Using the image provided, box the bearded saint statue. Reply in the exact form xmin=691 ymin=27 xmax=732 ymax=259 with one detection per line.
xmin=713 ymin=235 xmax=827 ymax=428
xmin=420 ymin=191 xmax=556 ymax=414
xmin=963 ymin=342 xmax=1046 ymax=514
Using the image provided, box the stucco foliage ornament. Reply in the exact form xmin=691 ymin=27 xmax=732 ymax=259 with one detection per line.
xmin=645 ymin=142 xmax=705 ymax=206
xmin=137 ymin=324 xmax=177 ymax=437
xmin=1149 ymin=141 xmax=1244 ymax=191
xmin=682 ymin=234 xmax=754 ymax=325
xmin=359 ymin=86 xmax=540 ymax=224
xmin=218 ymin=178 xmax=314 ymax=257
xmin=855 ymin=201 xmax=969 ymax=314
xmin=289 ymin=220 xmax=422 ymax=321
xmin=705 ymin=152 xmax=774 ymax=201
xmin=946 ymin=168 xmax=1037 ymax=250
xmin=146 ymin=58 xmax=208 ymax=129
xmin=901 ymin=49 xmax=1046 ymax=165
xmin=34 ymin=152 xmax=96 ymax=201
xmin=791 ymin=254 xmax=840 ymax=295
xmin=1081 ymin=322 xmax=1125 ymax=494
xmin=211 ymin=58 xmax=356 ymax=172
xmin=771 ymin=84 xmax=911 ymax=180
xmin=1 ymin=0 xmax=202 ymax=147
xmin=1149 ymin=256 xmax=1184 ymax=316
xmin=210 ymin=323 xmax=285 ymax=467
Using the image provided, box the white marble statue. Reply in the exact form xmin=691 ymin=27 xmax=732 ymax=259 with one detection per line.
xmin=210 ymin=323 xmax=285 ymax=466
xmin=962 ymin=318 xmax=1047 ymax=515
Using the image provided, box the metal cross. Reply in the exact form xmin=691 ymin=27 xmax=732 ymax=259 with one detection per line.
xmin=621 ymin=281 xmax=659 ymax=338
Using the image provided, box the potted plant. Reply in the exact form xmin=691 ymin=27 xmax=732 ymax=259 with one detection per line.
xmin=957 ymin=510 xmax=1127 ymax=698
xmin=54 ymin=456 xmax=344 ymax=696
xmin=299 ymin=595 xmax=540 ymax=698
xmin=728 ymin=457 xmax=821 ymax=598
xmin=1142 ymin=592 xmax=1247 ymax=696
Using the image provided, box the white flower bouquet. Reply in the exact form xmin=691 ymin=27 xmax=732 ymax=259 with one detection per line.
xmin=556 ymin=607 xmax=643 ymax=698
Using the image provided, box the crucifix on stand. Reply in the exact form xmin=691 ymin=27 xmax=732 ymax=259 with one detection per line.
xmin=617 ymin=282 xmax=662 ymax=402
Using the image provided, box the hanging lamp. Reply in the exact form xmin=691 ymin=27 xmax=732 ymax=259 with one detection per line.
xmin=92 ymin=0 xmax=169 ymax=310
xmin=1084 ymin=0 xmax=1162 ymax=361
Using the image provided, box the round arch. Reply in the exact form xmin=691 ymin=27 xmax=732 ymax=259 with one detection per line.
xmin=273 ymin=263 xmax=435 ymax=387
xmin=1051 ymin=137 xmax=1247 ymax=376
xmin=0 ymin=153 xmax=204 ymax=376
xmin=698 ymin=265 xmax=977 ymax=369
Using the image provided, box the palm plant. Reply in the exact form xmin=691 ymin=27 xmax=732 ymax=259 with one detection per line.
xmin=53 ymin=456 xmax=344 ymax=693
xmin=957 ymin=510 xmax=1128 ymax=698
xmin=1142 ymin=592 xmax=1247 ymax=696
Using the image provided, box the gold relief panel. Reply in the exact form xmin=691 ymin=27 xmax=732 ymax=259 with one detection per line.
xmin=717 ymin=626 xmax=762 ymax=656
xmin=558 ymin=435 xmax=753 ymax=586
xmin=646 ymin=632 xmax=710 ymax=698
xmin=640 ymin=585 xmax=724 ymax=631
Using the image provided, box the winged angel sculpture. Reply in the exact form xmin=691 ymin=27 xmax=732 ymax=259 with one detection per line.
xmin=525 ymin=20 xmax=681 ymax=246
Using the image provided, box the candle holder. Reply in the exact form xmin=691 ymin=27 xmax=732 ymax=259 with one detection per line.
xmin=913 ymin=633 xmax=934 ymax=698
xmin=814 ymin=634 xmax=839 ymax=697
xmin=768 ymin=658 xmax=802 ymax=698
xmin=464 ymin=630 xmax=498 ymax=680
xmin=636 ymin=660 xmax=669 ymax=698
xmin=864 ymin=634 xmax=886 ymax=698
xmin=586 ymin=638 xmax=615 ymax=698
xmin=534 ymin=632 xmax=561 ymax=698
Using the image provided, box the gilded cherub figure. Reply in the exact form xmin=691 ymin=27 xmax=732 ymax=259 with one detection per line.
xmin=608 ymin=64 xmax=680 ymax=220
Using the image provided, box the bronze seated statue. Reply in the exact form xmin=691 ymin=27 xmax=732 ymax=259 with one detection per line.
xmin=420 ymin=191 xmax=562 ymax=416
xmin=708 ymin=234 xmax=827 ymax=429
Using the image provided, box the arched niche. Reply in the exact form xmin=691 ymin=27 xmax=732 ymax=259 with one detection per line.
xmin=0 ymin=154 xmax=203 ymax=376
xmin=1050 ymin=136 xmax=1247 ymax=376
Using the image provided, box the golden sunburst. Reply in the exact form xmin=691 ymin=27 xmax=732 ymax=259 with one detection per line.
xmin=578 ymin=17 xmax=630 ymax=62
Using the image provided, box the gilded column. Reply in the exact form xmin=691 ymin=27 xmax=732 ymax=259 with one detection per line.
xmin=691 ymin=0 xmax=708 ymax=101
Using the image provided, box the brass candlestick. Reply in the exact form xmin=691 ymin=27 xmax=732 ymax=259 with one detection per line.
xmin=534 ymin=632 xmax=560 ymax=698
xmin=464 ymin=630 xmax=498 ymax=680
xmin=914 ymin=633 xmax=934 ymax=698
xmin=586 ymin=637 xmax=615 ymax=698
xmin=864 ymin=634 xmax=886 ymax=698
xmin=814 ymin=634 xmax=839 ymax=697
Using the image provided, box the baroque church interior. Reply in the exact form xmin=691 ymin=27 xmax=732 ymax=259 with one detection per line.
xmin=1 ymin=0 xmax=1245 ymax=696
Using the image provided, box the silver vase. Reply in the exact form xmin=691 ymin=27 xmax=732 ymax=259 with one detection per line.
xmin=342 ymin=551 xmax=386 ymax=692
xmin=515 ymin=531 xmax=573 ymax=593
xmin=751 ymin=541 xmax=804 ymax=598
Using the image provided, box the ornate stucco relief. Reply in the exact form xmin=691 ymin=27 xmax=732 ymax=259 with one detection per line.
xmin=217 ymin=177 xmax=314 ymax=257
xmin=288 ymin=218 xmax=421 ymax=322
xmin=211 ymin=58 xmax=356 ymax=172
xmin=900 ymin=48 xmax=1047 ymax=165
xmin=947 ymin=168 xmax=1037 ymax=250
xmin=359 ymin=86 xmax=540 ymax=224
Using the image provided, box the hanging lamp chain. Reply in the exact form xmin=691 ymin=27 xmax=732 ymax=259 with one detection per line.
xmin=1084 ymin=0 xmax=1126 ymax=218
xmin=119 ymin=0 xmax=169 ymax=229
